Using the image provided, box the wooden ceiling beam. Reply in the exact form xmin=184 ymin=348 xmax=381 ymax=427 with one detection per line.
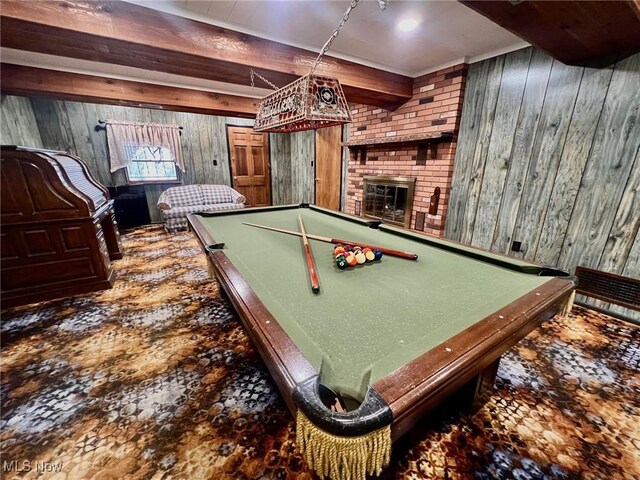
xmin=0 ymin=64 xmax=260 ymax=117
xmin=460 ymin=0 xmax=640 ymax=67
xmin=0 ymin=1 xmax=413 ymax=107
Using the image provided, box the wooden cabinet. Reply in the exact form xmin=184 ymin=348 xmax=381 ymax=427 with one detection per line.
xmin=1 ymin=146 xmax=123 ymax=308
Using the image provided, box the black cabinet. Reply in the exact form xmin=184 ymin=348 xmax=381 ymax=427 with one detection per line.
xmin=107 ymin=186 xmax=151 ymax=230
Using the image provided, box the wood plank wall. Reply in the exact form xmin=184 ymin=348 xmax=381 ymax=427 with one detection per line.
xmin=269 ymin=133 xmax=293 ymax=205
xmin=268 ymin=130 xmax=315 ymax=205
xmin=0 ymin=95 xmax=42 ymax=147
xmin=446 ymin=47 xmax=640 ymax=319
xmin=340 ymin=123 xmax=350 ymax=212
xmin=0 ymin=95 xmax=313 ymax=221
xmin=290 ymin=131 xmax=315 ymax=204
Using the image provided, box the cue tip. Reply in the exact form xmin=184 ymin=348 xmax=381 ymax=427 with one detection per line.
xmin=312 ymin=286 xmax=320 ymax=294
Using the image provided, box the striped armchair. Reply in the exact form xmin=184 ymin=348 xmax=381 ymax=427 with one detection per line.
xmin=157 ymin=184 xmax=245 ymax=232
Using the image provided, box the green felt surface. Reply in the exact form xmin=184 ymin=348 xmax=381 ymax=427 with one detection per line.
xmin=195 ymin=206 xmax=552 ymax=401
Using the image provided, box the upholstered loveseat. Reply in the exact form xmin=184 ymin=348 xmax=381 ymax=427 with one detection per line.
xmin=157 ymin=184 xmax=245 ymax=232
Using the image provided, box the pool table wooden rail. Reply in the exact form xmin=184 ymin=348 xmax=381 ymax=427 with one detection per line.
xmin=207 ymin=248 xmax=318 ymax=415
xmin=373 ymin=277 xmax=574 ymax=439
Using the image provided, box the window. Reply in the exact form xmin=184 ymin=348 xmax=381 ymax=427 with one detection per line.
xmin=104 ymin=120 xmax=184 ymax=182
xmin=124 ymin=145 xmax=180 ymax=184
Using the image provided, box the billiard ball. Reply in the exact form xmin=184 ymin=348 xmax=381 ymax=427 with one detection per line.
xmin=335 ymin=255 xmax=348 ymax=269
xmin=362 ymin=248 xmax=376 ymax=262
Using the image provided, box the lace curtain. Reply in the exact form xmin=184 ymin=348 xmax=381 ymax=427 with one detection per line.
xmin=105 ymin=120 xmax=184 ymax=172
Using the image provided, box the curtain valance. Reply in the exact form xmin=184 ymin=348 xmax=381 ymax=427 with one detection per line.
xmin=105 ymin=120 xmax=184 ymax=172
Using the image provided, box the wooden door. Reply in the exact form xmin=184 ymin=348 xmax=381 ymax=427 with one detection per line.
xmin=315 ymin=126 xmax=342 ymax=210
xmin=228 ymin=126 xmax=271 ymax=207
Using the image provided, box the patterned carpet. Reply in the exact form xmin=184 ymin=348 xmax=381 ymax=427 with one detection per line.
xmin=1 ymin=226 xmax=638 ymax=480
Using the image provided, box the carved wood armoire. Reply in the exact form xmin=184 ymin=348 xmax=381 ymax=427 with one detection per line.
xmin=1 ymin=146 xmax=123 ymax=308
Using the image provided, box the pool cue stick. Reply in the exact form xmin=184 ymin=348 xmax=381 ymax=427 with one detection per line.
xmin=242 ymin=222 xmax=418 ymax=260
xmin=297 ymin=215 xmax=320 ymax=294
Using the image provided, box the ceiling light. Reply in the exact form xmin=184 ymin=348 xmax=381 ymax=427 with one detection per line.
xmin=397 ymin=18 xmax=419 ymax=32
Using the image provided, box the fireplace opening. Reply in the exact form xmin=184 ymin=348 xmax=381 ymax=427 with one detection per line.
xmin=363 ymin=175 xmax=416 ymax=229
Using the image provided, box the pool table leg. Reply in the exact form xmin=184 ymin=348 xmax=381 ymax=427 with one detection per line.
xmin=205 ymin=259 xmax=230 ymax=301
xmin=455 ymin=357 xmax=502 ymax=414
xmin=206 ymin=258 xmax=216 ymax=278
xmin=471 ymin=357 xmax=501 ymax=412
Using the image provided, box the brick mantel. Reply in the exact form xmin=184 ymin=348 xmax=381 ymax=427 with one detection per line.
xmin=342 ymin=131 xmax=454 ymax=146
xmin=345 ymin=64 xmax=467 ymax=237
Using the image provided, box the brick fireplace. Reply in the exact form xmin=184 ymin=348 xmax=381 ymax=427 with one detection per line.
xmin=344 ymin=64 xmax=467 ymax=237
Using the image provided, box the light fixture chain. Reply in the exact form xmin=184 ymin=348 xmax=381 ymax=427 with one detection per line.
xmin=250 ymin=68 xmax=279 ymax=91
xmin=251 ymin=0 xmax=387 ymax=89
xmin=310 ymin=0 xmax=360 ymax=75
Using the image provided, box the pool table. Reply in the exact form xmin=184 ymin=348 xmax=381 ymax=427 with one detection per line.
xmin=188 ymin=203 xmax=575 ymax=443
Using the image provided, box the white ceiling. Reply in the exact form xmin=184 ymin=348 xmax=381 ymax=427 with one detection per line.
xmin=129 ymin=0 xmax=528 ymax=76
xmin=2 ymin=1 xmax=529 ymax=99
